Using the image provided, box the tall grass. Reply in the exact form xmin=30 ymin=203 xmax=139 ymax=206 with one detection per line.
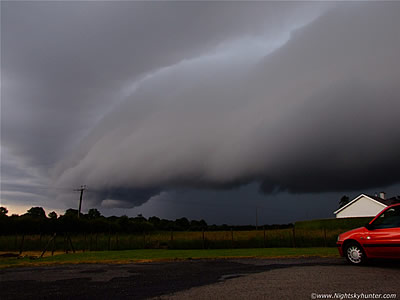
xmin=0 ymin=227 xmax=345 ymax=252
xmin=295 ymin=217 xmax=372 ymax=230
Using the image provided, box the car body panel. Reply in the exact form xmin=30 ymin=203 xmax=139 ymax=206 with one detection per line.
xmin=362 ymin=227 xmax=400 ymax=258
xmin=337 ymin=203 xmax=400 ymax=260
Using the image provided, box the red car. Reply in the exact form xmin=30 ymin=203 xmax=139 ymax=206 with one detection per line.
xmin=337 ymin=203 xmax=400 ymax=264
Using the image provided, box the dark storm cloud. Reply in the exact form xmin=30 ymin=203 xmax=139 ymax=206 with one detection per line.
xmin=260 ymin=83 xmax=400 ymax=194
xmin=2 ymin=0 xmax=325 ymax=207
xmin=2 ymin=1 xmax=314 ymax=166
xmin=54 ymin=2 xmax=400 ymax=205
xmin=2 ymin=1 xmax=399 ymax=211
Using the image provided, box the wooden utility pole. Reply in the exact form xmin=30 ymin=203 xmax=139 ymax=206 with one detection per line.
xmin=74 ymin=185 xmax=86 ymax=218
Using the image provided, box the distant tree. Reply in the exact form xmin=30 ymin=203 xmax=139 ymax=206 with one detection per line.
xmin=26 ymin=207 xmax=46 ymax=218
xmin=0 ymin=207 xmax=8 ymax=234
xmin=149 ymin=216 xmax=160 ymax=224
xmin=339 ymin=195 xmax=350 ymax=208
xmin=87 ymin=208 xmax=101 ymax=219
xmin=199 ymin=219 xmax=207 ymax=228
xmin=64 ymin=208 xmax=79 ymax=217
xmin=48 ymin=211 xmax=58 ymax=219
xmin=159 ymin=219 xmax=174 ymax=230
xmin=175 ymin=217 xmax=190 ymax=230
xmin=117 ymin=215 xmax=129 ymax=231
xmin=0 ymin=207 xmax=8 ymax=217
xmin=133 ymin=214 xmax=146 ymax=222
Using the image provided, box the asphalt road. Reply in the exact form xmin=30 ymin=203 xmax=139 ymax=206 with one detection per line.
xmin=1 ymin=257 xmax=399 ymax=299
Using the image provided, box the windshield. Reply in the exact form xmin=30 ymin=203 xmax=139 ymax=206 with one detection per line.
xmin=371 ymin=206 xmax=400 ymax=229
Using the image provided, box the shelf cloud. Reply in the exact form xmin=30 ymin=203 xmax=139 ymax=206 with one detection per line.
xmin=2 ymin=2 xmax=399 ymax=212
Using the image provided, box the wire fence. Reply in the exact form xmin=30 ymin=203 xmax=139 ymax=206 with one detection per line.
xmin=0 ymin=228 xmax=342 ymax=254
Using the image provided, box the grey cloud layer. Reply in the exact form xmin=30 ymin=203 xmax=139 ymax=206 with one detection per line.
xmin=53 ymin=3 xmax=400 ymax=206
xmin=2 ymin=1 xmax=320 ymax=207
xmin=2 ymin=2 xmax=399 ymax=209
xmin=3 ymin=1 xmax=315 ymax=166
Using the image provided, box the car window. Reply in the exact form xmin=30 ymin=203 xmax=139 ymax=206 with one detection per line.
xmin=371 ymin=207 xmax=400 ymax=229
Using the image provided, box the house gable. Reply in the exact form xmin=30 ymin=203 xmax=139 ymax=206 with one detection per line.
xmin=334 ymin=194 xmax=387 ymax=218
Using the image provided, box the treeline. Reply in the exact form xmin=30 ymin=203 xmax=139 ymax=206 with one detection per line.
xmin=0 ymin=207 xmax=292 ymax=235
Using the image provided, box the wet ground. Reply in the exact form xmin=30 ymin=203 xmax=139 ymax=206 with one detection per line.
xmin=1 ymin=257 xmax=399 ymax=299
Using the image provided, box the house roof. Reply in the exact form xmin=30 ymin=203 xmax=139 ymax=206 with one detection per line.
xmin=334 ymin=194 xmax=400 ymax=215
xmin=365 ymin=194 xmax=388 ymax=205
xmin=334 ymin=194 xmax=386 ymax=215
xmin=367 ymin=194 xmax=400 ymax=206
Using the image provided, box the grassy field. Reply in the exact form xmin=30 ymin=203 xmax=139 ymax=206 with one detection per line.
xmin=0 ymin=228 xmax=346 ymax=252
xmin=0 ymin=217 xmax=368 ymax=253
xmin=295 ymin=217 xmax=372 ymax=230
xmin=0 ymin=247 xmax=339 ymax=268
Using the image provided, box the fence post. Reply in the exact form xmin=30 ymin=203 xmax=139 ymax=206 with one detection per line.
xmin=231 ymin=228 xmax=234 ymax=249
xmin=83 ymin=233 xmax=87 ymax=252
xmin=202 ymin=230 xmax=205 ymax=249
xmin=108 ymin=232 xmax=111 ymax=251
xmin=143 ymin=232 xmax=146 ymax=249
xmin=19 ymin=235 xmax=25 ymax=255
xmin=116 ymin=234 xmax=119 ymax=250
xmin=40 ymin=233 xmax=56 ymax=258
xmin=68 ymin=234 xmax=75 ymax=253
xmin=52 ymin=234 xmax=56 ymax=256
xmin=324 ymin=228 xmax=327 ymax=247
xmin=292 ymin=227 xmax=296 ymax=248
xmin=64 ymin=235 xmax=68 ymax=254
xmin=263 ymin=226 xmax=266 ymax=248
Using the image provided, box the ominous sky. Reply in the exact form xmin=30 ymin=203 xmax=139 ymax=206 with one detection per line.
xmin=1 ymin=1 xmax=400 ymax=224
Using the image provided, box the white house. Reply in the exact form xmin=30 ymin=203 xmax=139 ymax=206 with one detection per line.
xmin=334 ymin=192 xmax=397 ymax=218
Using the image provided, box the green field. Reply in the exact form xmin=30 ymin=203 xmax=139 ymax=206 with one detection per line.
xmin=0 ymin=247 xmax=339 ymax=268
xmin=0 ymin=217 xmax=368 ymax=255
xmin=295 ymin=217 xmax=372 ymax=230
xmin=0 ymin=228 xmax=344 ymax=252
xmin=0 ymin=217 xmax=355 ymax=268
